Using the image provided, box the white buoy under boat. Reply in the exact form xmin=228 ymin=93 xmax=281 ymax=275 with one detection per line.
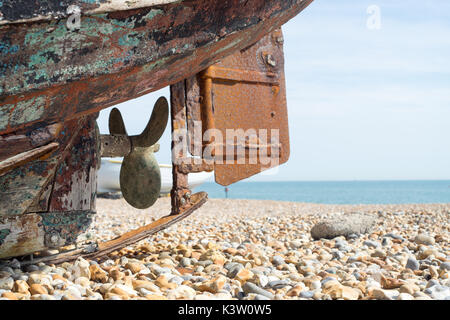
xmin=97 ymin=158 xmax=213 ymax=195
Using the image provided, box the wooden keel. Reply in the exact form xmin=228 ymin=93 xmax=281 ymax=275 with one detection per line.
xmin=0 ymin=114 xmax=99 ymax=259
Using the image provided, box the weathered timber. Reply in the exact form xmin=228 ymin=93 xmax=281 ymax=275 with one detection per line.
xmin=0 ymin=142 xmax=59 ymax=176
xmin=0 ymin=115 xmax=96 ymax=217
xmin=48 ymin=115 xmax=99 ymax=212
xmin=0 ymin=0 xmax=314 ymax=135
xmin=0 ymin=213 xmax=45 ymax=258
xmin=0 ymin=210 xmax=94 ymax=258
xmin=0 ymin=155 xmax=60 ymax=216
xmin=170 ymin=81 xmax=191 ymax=215
xmin=185 ymin=75 xmax=202 ymax=157
xmin=26 ymin=180 xmax=54 ymax=213
xmin=0 ymin=115 xmax=99 ymax=258
xmin=0 ymin=123 xmax=62 ymax=161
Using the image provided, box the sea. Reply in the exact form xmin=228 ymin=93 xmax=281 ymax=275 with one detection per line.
xmin=194 ymin=180 xmax=450 ymax=204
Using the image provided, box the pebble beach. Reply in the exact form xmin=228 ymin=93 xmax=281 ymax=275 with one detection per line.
xmin=0 ymin=198 xmax=449 ymax=300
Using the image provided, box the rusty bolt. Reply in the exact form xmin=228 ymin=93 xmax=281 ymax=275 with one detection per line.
xmin=265 ymin=54 xmax=277 ymax=67
xmin=180 ymin=197 xmax=186 ymax=206
xmin=184 ymin=192 xmax=191 ymax=200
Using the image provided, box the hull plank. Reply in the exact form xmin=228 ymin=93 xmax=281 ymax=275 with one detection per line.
xmin=49 ymin=115 xmax=99 ymax=212
xmin=0 ymin=142 xmax=59 ymax=176
xmin=0 ymin=156 xmax=59 ymax=216
xmin=0 ymin=210 xmax=94 ymax=259
xmin=0 ymin=114 xmax=98 ymax=217
xmin=0 ymin=0 xmax=313 ymax=135
xmin=0 ymin=123 xmax=61 ymax=162
xmin=0 ymin=213 xmax=46 ymax=259
xmin=0 ymin=115 xmax=98 ymax=258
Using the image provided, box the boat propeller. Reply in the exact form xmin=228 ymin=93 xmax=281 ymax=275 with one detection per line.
xmin=100 ymin=97 xmax=169 ymax=209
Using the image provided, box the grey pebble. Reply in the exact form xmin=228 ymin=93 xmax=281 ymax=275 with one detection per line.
xmin=384 ymin=233 xmax=404 ymax=241
xmin=0 ymin=266 xmax=14 ymax=275
xmin=196 ymin=260 xmax=213 ymax=267
xmin=267 ymin=280 xmax=289 ymax=289
xmin=191 ymin=276 xmax=206 ymax=283
xmin=325 ymin=268 xmax=337 ymax=274
xmin=440 ymin=262 xmax=450 ymax=271
xmin=348 ymin=254 xmax=363 ymax=263
xmin=236 ymin=291 xmax=246 ymax=300
xmin=195 ymin=266 xmax=204 ymax=273
xmin=332 ymin=251 xmax=345 ymax=260
xmin=353 ymin=272 xmax=362 ymax=281
xmin=310 ymin=213 xmax=377 ymax=240
xmin=363 ymin=240 xmax=380 ymax=248
xmin=242 ymin=282 xmax=274 ymax=299
xmin=271 ymin=255 xmax=285 ymax=266
xmin=8 ymin=259 xmax=21 ymax=269
xmin=180 ymin=258 xmax=191 ymax=267
xmin=181 ymin=275 xmax=193 ymax=281
xmin=321 ymin=277 xmax=336 ymax=285
xmin=153 ymin=266 xmax=172 ymax=276
xmin=39 ymin=265 xmax=53 ymax=273
xmin=414 ymin=234 xmax=435 ymax=246
xmin=11 ymin=274 xmax=27 ymax=281
xmin=222 ymin=283 xmax=232 ymax=292
xmin=424 ymin=285 xmax=450 ymax=300
xmin=405 ymin=257 xmax=420 ymax=271
xmin=224 ymin=262 xmax=238 ymax=271
xmin=227 ymin=264 xmax=244 ymax=278
xmin=300 ymin=291 xmax=314 ymax=299
xmin=426 ymin=279 xmax=440 ymax=288
xmin=169 ymin=276 xmax=183 ymax=285
xmin=250 ymin=268 xmax=264 ymax=276
xmin=159 ymin=252 xmax=172 ymax=259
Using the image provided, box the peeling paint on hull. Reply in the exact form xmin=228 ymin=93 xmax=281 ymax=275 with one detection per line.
xmin=0 ymin=0 xmax=314 ymax=259
xmin=0 ymin=114 xmax=99 ymax=258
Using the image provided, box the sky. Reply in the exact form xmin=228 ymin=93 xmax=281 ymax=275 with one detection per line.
xmin=97 ymin=0 xmax=450 ymax=182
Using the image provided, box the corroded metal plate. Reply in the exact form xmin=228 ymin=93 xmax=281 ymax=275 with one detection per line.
xmin=202 ymin=29 xmax=290 ymax=186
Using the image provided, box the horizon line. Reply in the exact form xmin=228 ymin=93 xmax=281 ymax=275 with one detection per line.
xmin=204 ymin=179 xmax=450 ymax=183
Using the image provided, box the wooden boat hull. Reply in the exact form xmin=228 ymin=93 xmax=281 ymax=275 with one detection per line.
xmin=0 ymin=0 xmax=313 ymax=136
xmin=0 ymin=1 xmax=314 ymax=260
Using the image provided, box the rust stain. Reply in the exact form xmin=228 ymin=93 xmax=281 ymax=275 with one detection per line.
xmin=199 ymin=29 xmax=290 ymax=185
